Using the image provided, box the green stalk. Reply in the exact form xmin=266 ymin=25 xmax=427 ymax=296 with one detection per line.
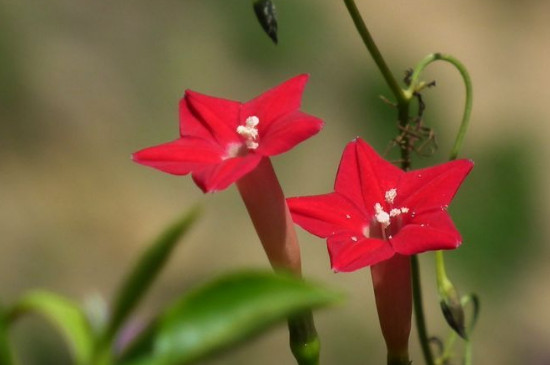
xmin=0 ymin=307 xmax=15 ymax=365
xmin=435 ymin=251 xmax=449 ymax=295
xmin=464 ymin=337 xmax=473 ymax=365
xmin=342 ymin=0 xmax=408 ymax=105
xmin=411 ymin=255 xmax=435 ymax=365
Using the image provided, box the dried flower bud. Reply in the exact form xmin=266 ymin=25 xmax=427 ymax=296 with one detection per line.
xmin=253 ymin=0 xmax=278 ymax=44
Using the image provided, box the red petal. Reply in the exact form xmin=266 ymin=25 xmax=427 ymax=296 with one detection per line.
xmin=184 ymin=90 xmax=241 ymax=146
xmin=335 ymin=138 xmax=402 ymax=215
xmin=178 ymin=98 xmax=214 ymax=140
xmin=397 ymin=159 xmax=473 ymax=214
xmin=191 ymin=154 xmax=262 ymax=193
xmin=391 ymin=210 xmax=462 ymax=255
xmin=287 ymin=193 xmax=366 ymax=238
xmin=328 ymin=234 xmax=394 ymax=272
xmin=241 ymin=74 xmax=308 ymax=129
xmin=132 ymin=137 xmax=222 ymax=175
xmin=257 ymin=111 xmax=323 ymax=156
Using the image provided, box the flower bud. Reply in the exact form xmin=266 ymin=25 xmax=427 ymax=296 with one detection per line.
xmin=439 ymin=277 xmax=467 ymax=339
xmin=253 ymin=0 xmax=278 ymax=44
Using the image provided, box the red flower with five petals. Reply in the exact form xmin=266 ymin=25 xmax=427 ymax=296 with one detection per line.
xmin=133 ymin=74 xmax=323 ymax=193
xmin=287 ymin=137 xmax=473 ymax=272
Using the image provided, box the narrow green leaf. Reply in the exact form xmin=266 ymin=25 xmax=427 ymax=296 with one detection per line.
xmin=103 ymin=206 xmax=200 ymax=345
xmin=117 ymin=317 xmax=158 ymax=362
xmin=122 ymin=271 xmax=342 ymax=365
xmin=7 ymin=290 xmax=94 ymax=365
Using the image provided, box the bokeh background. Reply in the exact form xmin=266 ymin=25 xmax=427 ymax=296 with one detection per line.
xmin=1 ymin=1 xmax=549 ymax=364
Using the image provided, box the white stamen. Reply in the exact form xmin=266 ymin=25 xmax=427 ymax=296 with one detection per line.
xmin=390 ymin=208 xmax=402 ymax=217
xmin=385 ymin=188 xmax=397 ymax=204
xmin=245 ymin=140 xmax=259 ymax=149
xmin=389 ymin=207 xmax=410 ymax=217
xmin=374 ymin=203 xmax=390 ymax=228
xmin=246 ymin=116 xmax=259 ymax=127
xmin=224 ymin=142 xmax=242 ymax=159
xmin=236 ymin=116 xmax=260 ymax=150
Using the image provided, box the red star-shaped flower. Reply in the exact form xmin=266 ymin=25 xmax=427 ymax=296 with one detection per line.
xmin=287 ymin=138 xmax=473 ymax=272
xmin=133 ymin=74 xmax=323 ymax=192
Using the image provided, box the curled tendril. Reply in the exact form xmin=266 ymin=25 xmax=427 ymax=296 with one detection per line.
xmin=405 ymin=53 xmax=473 ymax=161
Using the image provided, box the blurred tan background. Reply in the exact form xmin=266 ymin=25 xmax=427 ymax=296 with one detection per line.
xmin=1 ymin=1 xmax=549 ymax=364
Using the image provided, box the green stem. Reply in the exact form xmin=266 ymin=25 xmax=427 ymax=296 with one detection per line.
xmin=464 ymin=339 xmax=473 ymax=365
xmin=407 ymin=53 xmax=473 ymax=160
xmin=434 ymin=251 xmax=449 ymax=295
xmin=411 ymin=255 xmax=435 ymax=365
xmin=436 ymin=331 xmax=457 ymax=365
xmin=342 ymin=0 xmax=414 ymax=169
xmin=0 ymin=310 xmax=15 ymax=365
xmin=342 ymin=0 xmax=408 ymax=105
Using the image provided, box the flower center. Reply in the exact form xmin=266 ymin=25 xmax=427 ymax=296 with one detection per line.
xmin=368 ymin=188 xmax=409 ymax=240
xmin=236 ymin=116 xmax=260 ymax=150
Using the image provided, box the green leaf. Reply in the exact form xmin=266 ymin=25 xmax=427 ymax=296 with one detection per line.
xmin=7 ymin=290 xmax=94 ymax=365
xmin=122 ymin=271 xmax=342 ymax=365
xmin=103 ymin=206 xmax=200 ymax=346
